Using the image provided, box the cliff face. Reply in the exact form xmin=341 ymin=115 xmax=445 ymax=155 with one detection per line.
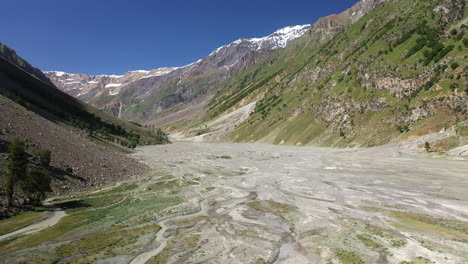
xmin=191 ymin=0 xmax=467 ymax=149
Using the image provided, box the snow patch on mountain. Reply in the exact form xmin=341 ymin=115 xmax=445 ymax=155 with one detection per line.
xmin=105 ymin=83 xmax=122 ymax=88
xmin=209 ymin=24 xmax=311 ymax=56
xmin=45 ymin=71 xmax=66 ymax=77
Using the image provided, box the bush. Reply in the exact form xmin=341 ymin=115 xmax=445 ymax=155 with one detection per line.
xmin=450 ymin=83 xmax=458 ymax=91
xmin=450 ymin=62 xmax=459 ymax=70
xmin=65 ymin=167 xmax=73 ymax=174
xmin=35 ymin=149 xmax=51 ymax=166
xmin=424 ymin=141 xmax=431 ymax=152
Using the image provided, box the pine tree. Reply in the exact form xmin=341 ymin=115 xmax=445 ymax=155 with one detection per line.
xmin=6 ymin=139 xmax=28 ymax=206
xmin=35 ymin=149 xmax=51 ymax=166
xmin=23 ymin=169 xmax=52 ymax=204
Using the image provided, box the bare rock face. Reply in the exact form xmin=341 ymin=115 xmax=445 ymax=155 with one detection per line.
xmin=369 ymin=77 xmax=424 ymax=98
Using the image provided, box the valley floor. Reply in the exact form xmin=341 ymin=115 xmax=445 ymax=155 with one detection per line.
xmin=0 ymin=142 xmax=467 ymax=264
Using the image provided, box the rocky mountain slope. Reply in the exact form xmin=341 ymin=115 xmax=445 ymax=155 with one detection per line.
xmin=0 ymin=44 xmax=157 ymax=192
xmin=45 ymin=25 xmax=311 ymax=120
xmin=181 ymin=0 xmax=467 ymax=150
xmin=0 ymin=43 xmax=53 ymax=86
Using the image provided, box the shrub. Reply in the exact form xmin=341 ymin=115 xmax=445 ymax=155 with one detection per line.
xmin=424 ymin=141 xmax=431 ymax=152
xmin=35 ymin=149 xmax=51 ymax=166
xmin=450 ymin=62 xmax=459 ymax=70
xmin=450 ymin=83 xmax=458 ymax=91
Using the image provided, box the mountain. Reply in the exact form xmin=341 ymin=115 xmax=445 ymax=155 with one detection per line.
xmin=179 ymin=0 xmax=467 ymax=150
xmin=0 ymin=43 xmax=163 ymax=192
xmin=0 ymin=43 xmax=54 ymax=86
xmin=43 ymin=0 xmax=467 ymax=152
xmin=44 ymin=25 xmax=311 ymax=120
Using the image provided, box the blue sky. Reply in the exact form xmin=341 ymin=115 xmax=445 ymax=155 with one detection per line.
xmin=1 ymin=0 xmax=359 ymax=75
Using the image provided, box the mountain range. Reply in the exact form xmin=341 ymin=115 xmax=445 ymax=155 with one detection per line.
xmin=45 ymin=25 xmax=311 ymax=120
xmin=6 ymin=0 xmax=468 ymax=152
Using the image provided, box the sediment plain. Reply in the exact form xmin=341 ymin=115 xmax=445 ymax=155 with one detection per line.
xmin=1 ymin=142 xmax=467 ymax=264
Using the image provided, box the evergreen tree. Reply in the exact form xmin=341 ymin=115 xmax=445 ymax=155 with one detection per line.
xmin=35 ymin=149 xmax=51 ymax=166
xmin=23 ymin=169 xmax=52 ymax=204
xmin=5 ymin=139 xmax=28 ymax=206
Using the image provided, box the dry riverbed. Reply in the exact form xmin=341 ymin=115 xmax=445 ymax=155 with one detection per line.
xmin=0 ymin=142 xmax=467 ymax=264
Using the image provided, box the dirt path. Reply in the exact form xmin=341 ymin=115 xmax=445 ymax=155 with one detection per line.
xmin=0 ymin=208 xmax=66 ymax=241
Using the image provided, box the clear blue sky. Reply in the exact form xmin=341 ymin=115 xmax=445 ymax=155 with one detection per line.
xmin=1 ymin=0 xmax=359 ymax=75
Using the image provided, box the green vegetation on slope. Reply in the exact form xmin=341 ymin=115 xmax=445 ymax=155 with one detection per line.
xmin=198 ymin=0 xmax=467 ymax=148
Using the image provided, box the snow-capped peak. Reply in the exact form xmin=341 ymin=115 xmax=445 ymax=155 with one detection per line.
xmin=45 ymin=71 xmax=67 ymax=77
xmin=209 ymin=24 xmax=311 ymax=56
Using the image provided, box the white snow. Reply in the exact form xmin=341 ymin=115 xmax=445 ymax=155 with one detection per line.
xmin=64 ymin=81 xmax=81 ymax=85
xmin=55 ymin=71 xmax=66 ymax=77
xmin=182 ymin=59 xmax=202 ymax=69
xmin=223 ymin=59 xmax=240 ymax=70
xmin=248 ymin=24 xmax=311 ymax=50
xmin=139 ymin=68 xmax=178 ymax=80
xmin=109 ymin=90 xmax=119 ymax=96
xmin=140 ymin=75 xmax=160 ymax=79
xmin=96 ymin=74 xmax=123 ymax=78
xmin=105 ymin=83 xmax=122 ymax=88
xmin=130 ymin=70 xmax=150 ymax=73
xmin=45 ymin=71 xmax=66 ymax=77
xmin=88 ymin=81 xmax=99 ymax=84
xmin=208 ymin=24 xmax=311 ymax=57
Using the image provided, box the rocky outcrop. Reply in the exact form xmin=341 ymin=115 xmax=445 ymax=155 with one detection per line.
xmin=314 ymin=97 xmax=387 ymax=132
xmin=368 ymin=76 xmax=424 ymax=98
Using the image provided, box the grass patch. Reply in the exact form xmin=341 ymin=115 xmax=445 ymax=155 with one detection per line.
xmin=148 ymin=179 xmax=181 ymax=193
xmin=356 ymin=234 xmax=382 ymax=249
xmin=90 ymin=183 xmax=139 ymax=196
xmin=389 ymin=210 xmax=468 ymax=240
xmin=400 ymin=256 xmax=433 ymax=264
xmin=53 ymin=224 xmax=160 ymax=263
xmin=173 ymin=216 xmax=209 ymax=228
xmin=334 ymin=248 xmax=365 ymax=264
xmin=390 ymin=239 xmax=407 ymax=247
xmin=246 ymin=200 xmax=298 ymax=218
xmin=0 ymin=214 xmax=85 ymax=254
xmin=0 ymin=211 xmax=46 ymax=236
